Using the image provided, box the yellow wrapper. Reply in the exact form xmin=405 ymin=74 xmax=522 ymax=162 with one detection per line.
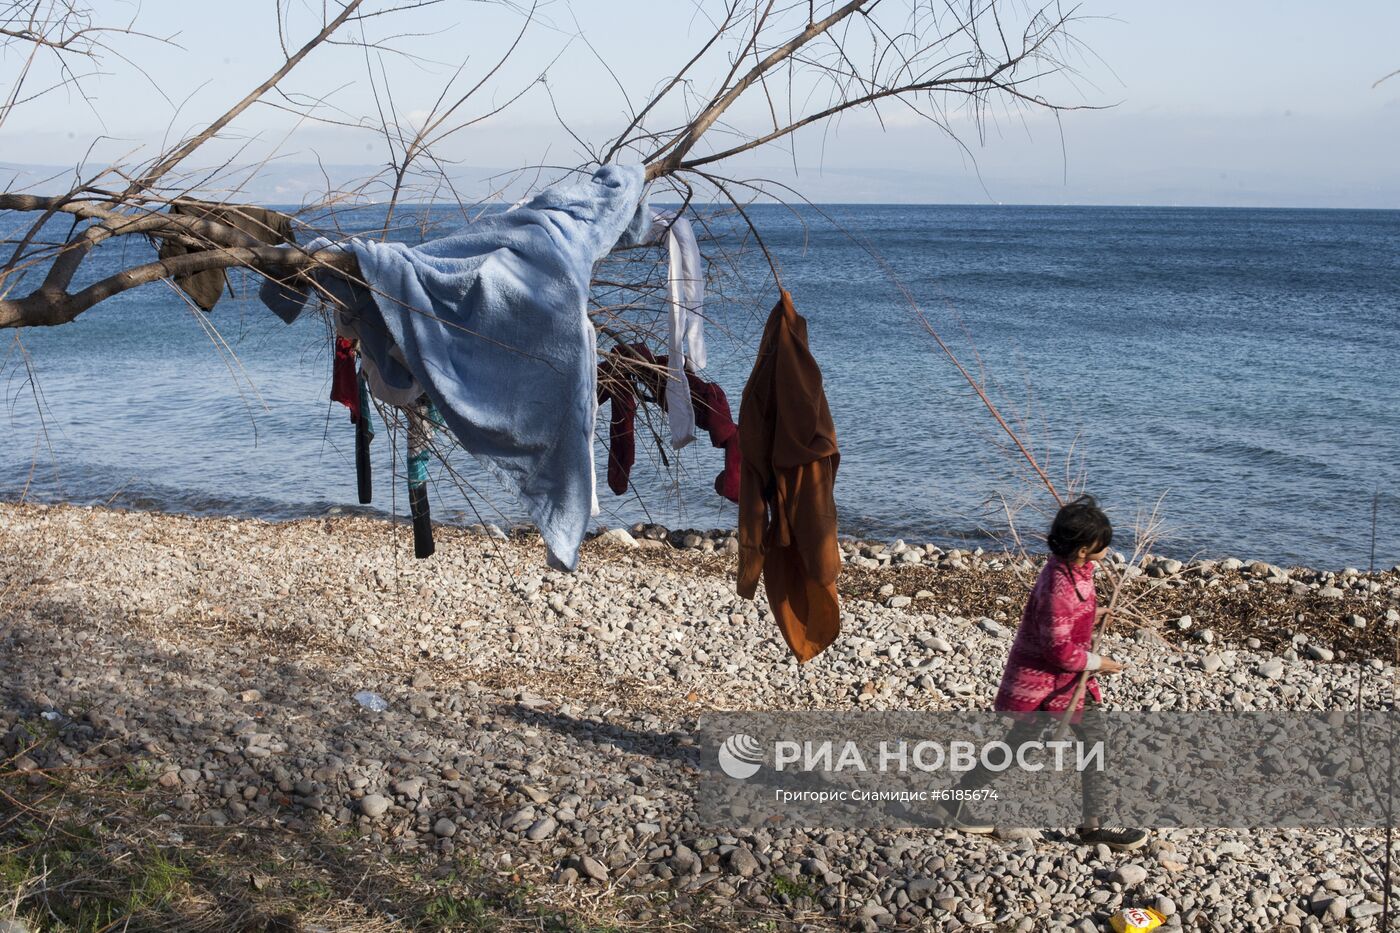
xmin=1109 ymin=907 xmax=1166 ymax=932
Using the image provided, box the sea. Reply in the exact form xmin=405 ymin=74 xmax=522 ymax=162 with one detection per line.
xmin=2 ymin=204 xmax=1397 ymax=570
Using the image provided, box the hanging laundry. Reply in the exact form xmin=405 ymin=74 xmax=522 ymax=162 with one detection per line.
xmin=406 ymin=399 xmax=435 ymax=559
xmin=598 ymin=343 xmax=739 ymax=502
xmin=329 ymin=337 xmax=375 ymax=504
xmin=596 ymin=348 xmax=640 ymax=497
xmin=331 ymin=337 xmax=360 ymax=421
xmin=158 ymin=201 xmax=296 ymax=311
xmin=333 ymin=282 xmax=424 ymax=408
xmin=690 ymin=377 xmax=741 ymax=502
xmin=355 ymin=375 xmax=374 ymax=505
xmin=736 ymin=290 xmax=841 ymax=663
xmin=641 ymin=210 xmax=707 ymax=448
xmin=261 ymin=164 xmax=650 ymax=570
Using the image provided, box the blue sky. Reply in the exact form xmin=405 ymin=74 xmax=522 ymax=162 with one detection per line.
xmin=4 ymin=0 xmax=1398 ymax=206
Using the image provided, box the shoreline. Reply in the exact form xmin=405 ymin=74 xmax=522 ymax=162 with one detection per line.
xmin=4 ymin=491 xmax=1391 ymax=578
xmin=3 ymin=502 xmax=1399 ymax=930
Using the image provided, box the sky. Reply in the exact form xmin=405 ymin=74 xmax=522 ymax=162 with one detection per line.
xmin=3 ymin=0 xmax=1398 ymax=206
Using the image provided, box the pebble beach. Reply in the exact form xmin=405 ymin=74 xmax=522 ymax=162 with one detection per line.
xmin=3 ymin=502 xmax=1399 ymax=931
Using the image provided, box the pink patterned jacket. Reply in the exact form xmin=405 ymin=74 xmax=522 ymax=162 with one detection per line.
xmin=993 ymin=554 xmax=1102 ymax=714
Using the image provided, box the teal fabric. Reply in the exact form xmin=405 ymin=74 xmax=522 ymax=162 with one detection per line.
xmin=407 ymin=450 xmax=430 ymax=487
xmin=357 ymin=376 xmax=375 ymax=438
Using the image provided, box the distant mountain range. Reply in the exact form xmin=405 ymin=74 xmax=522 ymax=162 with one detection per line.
xmin=1 ymin=161 xmax=536 ymax=208
xmin=5 ymin=160 xmax=1395 ymax=209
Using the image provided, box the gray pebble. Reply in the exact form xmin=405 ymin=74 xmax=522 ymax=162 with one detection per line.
xmin=358 ymin=794 xmax=390 ymax=818
xmin=579 ymin=855 xmax=609 ymax=882
xmin=526 ymin=817 xmax=557 ymax=841
xmin=1112 ymin=864 xmax=1148 ymax=886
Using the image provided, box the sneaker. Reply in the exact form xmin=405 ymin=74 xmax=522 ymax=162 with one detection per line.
xmin=940 ymin=801 xmax=995 ymax=835
xmin=1077 ymin=826 xmax=1149 ymax=851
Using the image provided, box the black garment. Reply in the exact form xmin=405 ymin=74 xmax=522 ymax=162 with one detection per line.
xmin=157 ymin=201 xmax=296 ymax=311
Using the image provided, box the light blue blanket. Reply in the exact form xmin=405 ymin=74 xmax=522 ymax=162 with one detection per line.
xmin=262 ymin=164 xmax=649 ymax=569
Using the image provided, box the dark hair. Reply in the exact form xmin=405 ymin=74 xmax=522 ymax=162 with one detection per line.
xmin=1046 ymin=494 xmax=1112 ymax=558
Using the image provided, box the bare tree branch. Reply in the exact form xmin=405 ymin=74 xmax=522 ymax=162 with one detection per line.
xmin=130 ymin=0 xmax=367 ymax=195
xmin=644 ymin=0 xmax=869 ymax=178
xmin=0 ymin=243 xmax=355 ymax=328
xmin=2 ymin=0 xmax=1091 ymax=344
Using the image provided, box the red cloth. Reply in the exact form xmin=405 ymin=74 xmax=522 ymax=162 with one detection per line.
xmin=331 ymin=337 xmax=360 ymax=422
xmin=596 ymin=344 xmax=740 ymax=502
xmin=994 ymin=555 xmax=1103 ymax=714
xmin=596 ymin=352 xmax=637 ymax=496
xmin=686 ymin=375 xmax=740 ymax=502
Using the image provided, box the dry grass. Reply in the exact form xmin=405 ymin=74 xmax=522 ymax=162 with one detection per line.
xmin=1 ymin=743 xmax=735 ymax=933
xmin=666 ymin=548 xmax=1399 ymax=665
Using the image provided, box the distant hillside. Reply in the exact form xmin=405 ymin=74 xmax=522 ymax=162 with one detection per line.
xmin=1 ymin=162 xmax=537 ymax=208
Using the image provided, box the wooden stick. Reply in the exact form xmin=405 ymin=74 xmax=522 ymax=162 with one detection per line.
xmin=1053 ymin=563 xmax=1126 ymax=741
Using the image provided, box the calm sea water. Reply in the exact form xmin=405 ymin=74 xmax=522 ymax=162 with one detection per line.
xmin=2 ymin=204 xmax=1397 ymax=569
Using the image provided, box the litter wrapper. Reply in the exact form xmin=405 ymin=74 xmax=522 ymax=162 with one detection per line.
xmin=1110 ymin=907 xmax=1166 ymax=933
xmin=353 ymin=690 xmax=389 ymax=712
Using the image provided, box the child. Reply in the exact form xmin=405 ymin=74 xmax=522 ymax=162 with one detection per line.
xmin=944 ymin=495 xmax=1148 ymax=851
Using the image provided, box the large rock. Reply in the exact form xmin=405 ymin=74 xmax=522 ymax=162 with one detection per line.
xmin=599 ymin=528 xmax=640 ymax=548
xmin=1314 ymin=896 xmax=1348 ymax=921
xmin=392 ymin=777 xmax=425 ymax=798
xmin=670 ymin=845 xmax=701 ymax=874
xmin=578 ymin=855 xmax=609 ymax=882
xmin=1214 ymin=841 xmax=1248 ymax=859
xmin=1112 ymin=864 xmax=1149 ymax=886
xmin=525 ymin=817 xmax=557 ymax=841
xmin=1304 ymin=644 xmax=1334 ymax=662
xmin=977 ymin=618 xmax=1010 ymax=638
xmin=358 ymin=794 xmax=390 ymax=818
xmin=905 ymin=878 xmax=941 ymax=900
xmin=725 ymin=847 xmax=760 ymax=877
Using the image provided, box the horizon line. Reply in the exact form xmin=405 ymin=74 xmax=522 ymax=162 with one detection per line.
xmin=257 ymin=199 xmax=1400 ymax=212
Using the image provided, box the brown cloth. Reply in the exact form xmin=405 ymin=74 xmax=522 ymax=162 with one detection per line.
xmin=157 ymin=201 xmax=296 ymax=311
xmin=737 ymin=289 xmax=841 ymax=663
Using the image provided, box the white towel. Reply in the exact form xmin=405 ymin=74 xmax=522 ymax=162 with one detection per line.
xmin=647 ymin=209 xmax=707 ymax=448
